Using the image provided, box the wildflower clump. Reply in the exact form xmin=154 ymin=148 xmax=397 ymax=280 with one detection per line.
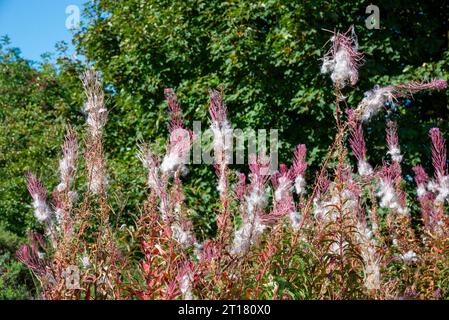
xmin=16 ymin=27 xmax=449 ymax=300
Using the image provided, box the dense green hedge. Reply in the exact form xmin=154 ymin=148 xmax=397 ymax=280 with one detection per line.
xmin=74 ymin=0 xmax=448 ymax=234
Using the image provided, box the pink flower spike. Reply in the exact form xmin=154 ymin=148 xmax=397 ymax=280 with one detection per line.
xmin=209 ymin=89 xmax=228 ymax=125
xmin=292 ymin=144 xmax=307 ymax=177
xmin=429 ymin=127 xmax=447 ymax=178
xmin=412 ymin=165 xmax=429 ymax=198
xmin=348 ymin=110 xmax=368 ymax=162
xmin=234 ymin=172 xmax=247 ymax=200
xmin=26 ymin=172 xmax=47 ymax=202
xmin=26 ymin=172 xmax=51 ymax=222
xmin=412 ymin=165 xmax=429 ymax=186
xmin=386 ymin=120 xmax=402 ymax=163
xmin=164 ymin=88 xmax=184 ymax=132
xmin=432 ymin=79 xmax=447 ymax=90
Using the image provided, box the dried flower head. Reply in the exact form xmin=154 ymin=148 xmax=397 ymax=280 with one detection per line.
xmin=357 ymin=79 xmax=447 ymax=122
xmin=26 ymin=172 xmax=52 ymax=222
xmin=321 ymin=25 xmax=364 ymax=88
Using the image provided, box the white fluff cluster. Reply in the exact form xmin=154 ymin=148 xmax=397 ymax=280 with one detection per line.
xmin=57 ymin=150 xmax=77 ymax=192
xmin=211 ymin=121 xmax=232 ymax=158
xmin=358 ymin=86 xmax=392 ymax=122
xmin=88 ymin=163 xmax=108 ymax=194
xmin=289 ymin=211 xmax=301 ymax=231
xmin=32 ymin=196 xmax=52 ymax=222
xmin=231 ymin=216 xmax=266 ymax=255
xmin=85 ymin=107 xmax=108 ymax=137
xmin=428 ymin=175 xmax=449 ymax=204
xmin=211 ymin=120 xmax=232 ymax=196
xmin=400 ymin=250 xmax=418 ymax=264
xmin=356 ymin=222 xmax=380 ymax=290
xmin=161 ymin=151 xmax=187 ymax=175
xmin=274 ymin=176 xmax=291 ymax=202
xmin=376 ymin=180 xmax=407 ymax=214
xmin=387 ymin=145 xmax=403 ymax=163
xmin=321 ymin=48 xmax=357 ymax=88
xmin=171 ymin=223 xmax=196 ymax=248
xmin=161 ymin=130 xmax=191 ymax=176
xmin=245 ymin=186 xmax=268 ymax=217
xmin=179 ymin=272 xmax=194 ymax=300
xmin=231 ymin=185 xmax=268 ymax=255
xmin=358 ymin=160 xmax=374 ymax=177
xmin=416 ymin=183 xmax=427 ymax=198
xmin=294 ymin=175 xmax=306 ymax=195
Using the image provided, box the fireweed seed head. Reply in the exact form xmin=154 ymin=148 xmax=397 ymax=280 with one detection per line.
xmin=386 ymin=120 xmax=403 ymax=163
xmin=358 ymin=85 xmax=394 ymax=122
xmin=26 ymin=172 xmax=52 ymax=222
xmin=358 ymin=79 xmax=447 ymax=122
xmin=321 ymin=25 xmax=364 ymax=88
xmin=272 ymin=164 xmax=292 ymax=202
xmin=434 ymin=175 xmax=449 ymax=204
xmin=231 ymin=215 xmax=266 ymax=255
xmin=160 ymin=129 xmax=192 ymax=175
xmin=161 ymin=89 xmax=194 ymax=176
xmin=234 ymin=172 xmax=247 ymax=200
xmin=412 ymin=165 xmax=429 ymax=198
xmin=81 ymin=70 xmax=107 ymax=137
xmin=57 ymin=128 xmax=78 ymax=192
xmin=176 ymin=260 xmax=195 ymax=300
xmin=358 ymin=160 xmax=374 ymax=177
xmin=429 ymin=127 xmax=447 ymax=178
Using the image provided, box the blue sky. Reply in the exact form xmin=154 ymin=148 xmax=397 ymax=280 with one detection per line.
xmin=0 ymin=0 xmax=86 ymax=62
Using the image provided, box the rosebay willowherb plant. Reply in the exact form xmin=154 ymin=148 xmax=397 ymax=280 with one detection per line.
xmin=17 ymin=27 xmax=448 ymax=300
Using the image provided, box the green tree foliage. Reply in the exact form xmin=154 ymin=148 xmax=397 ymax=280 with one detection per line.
xmin=0 ymin=37 xmax=84 ymax=236
xmin=74 ymin=0 xmax=448 ymax=233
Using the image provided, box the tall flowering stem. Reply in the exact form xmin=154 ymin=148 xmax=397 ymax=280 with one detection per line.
xmin=209 ymin=89 xmax=232 ymax=238
xmin=386 ymin=120 xmax=402 ymax=163
xmin=413 ymin=128 xmax=449 ymax=238
xmin=138 ymin=144 xmax=170 ymax=219
xmin=347 ymin=109 xmax=373 ymax=176
xmin=231 ymin=154 xmax=270 ymax=255
xmin=356 ymin=79 xmax=447 ymax=122
xmin=161 ymin=89 xmax=193 ymax=176
xmin=82 ymin=70 xmax=108 ymax=196
xmin=54 ymin=127 xmax=78 ymax=238
xmin=26 ymin=172 xmax=51 ymax=223
xmin=430 ymin=128 xmax=447 ymax=179
xmin=428 ymin=128 xmax=449 ymax=218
